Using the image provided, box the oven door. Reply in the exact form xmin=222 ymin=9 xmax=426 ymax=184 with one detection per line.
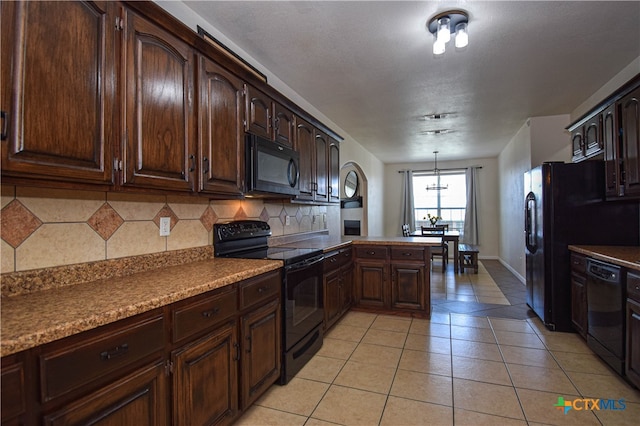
xmin=283 ymin=254 xmax=324 ymax=350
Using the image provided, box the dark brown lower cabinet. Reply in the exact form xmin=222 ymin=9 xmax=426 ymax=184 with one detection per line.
xmin=323 ymin=248 xmax=353 ymax=331
xmin=240 ymin=298 xmax=281 ymax=410
xmin=172 ymin=321 xmax=238 ymax=426
xmin=626 ymin=272 xmax=640 ymax=388
xmin=570 ymin=252 xmax=588 ymax=338
xmin=0 ymin=271 xmax=282 ymax=426
xmin=354 ymin=245 xmax=430 ymax=315
xmin=43 ymin=361 xmax=167 ymax=426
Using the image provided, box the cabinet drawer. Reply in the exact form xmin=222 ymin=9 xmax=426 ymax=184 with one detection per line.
xmin=172 ymin=287 xmax=237 ymax=343
xmin=391 ymin=247 xmax=424 ymax=262
xmin=40 ymin=313 xmax=164 ymax=402
xmin=355 ymin=246 xmax=388 ymax=260
xmin=628 ymin=272 xmax=640 ymax=302
xmin=570 ymin=253 xmax=587 ymax=274
xmin=324 ymin=251 xmax=341 ymax=272
xmin=339 ymin=248 xmax=353 ymax=265
xmin=239 ymin=271 xmax=281 ymax=310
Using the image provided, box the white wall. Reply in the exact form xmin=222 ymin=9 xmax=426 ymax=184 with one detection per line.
xmin=498 ymin=122 xmax=532 ymax=281
xmin=529 ymin=115 xmax=571 ymax=166
xmin=383 ymin=157 xmax=500 ymax=258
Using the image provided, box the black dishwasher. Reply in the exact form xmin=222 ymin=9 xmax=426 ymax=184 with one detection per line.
xmin=586 ymin=259 xmax=625 ymax=374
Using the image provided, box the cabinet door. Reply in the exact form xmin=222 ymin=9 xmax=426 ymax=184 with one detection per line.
xmin=355 ymin=262 xmax=386 ymax=308
xmin=199 ymin=55 xmax=244 ymax=195
xmin=626 ymin=298 xmax=640 ymax=388
xmin=241 ymin=298 xmax=280 ymax=410
xmin=172 ymin=321 xmax=239 ymax=426
xmin=1 ymin=0 xmax=115 ymax=184
xmin=340 ymin=263 xmax=354 ymax=314
xmin=1 ymin=353 xmax=27 ymax=425
xmin=603 ymin=103 xmax=620 ymax=197
xmin=43 ymin=361 xmax=167 ymax=426
xmin=314 ymin=131 xmax=329 ymax=202
xmin=245 ymin=85 xmax=272 ymax=140
xmin=324 ymin=268 xmax=342 ymax=330
xmin=273 ymin=103 xmax=295 ymax=148
xmin=391 ymin=263 xmax=425 ymax=311
xmin=571 ymin=273 xmax=587 ymax=338
xmin=571 ymin=127 xmax=585 ymax=162
xmin=621 ymin=87 xmax=640 ymax=197
xmin=584 ymin=114 xmax=602 ymax=156
xmin=328 ymin=138 xmax=340 ymax=203
xmin=121 ymin=8 xmax=195 ymax=191
xmin=295 ymin=118 xmax=316 ymax=201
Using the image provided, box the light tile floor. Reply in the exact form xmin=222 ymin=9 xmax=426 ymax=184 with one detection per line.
xmin=236 ymin=261 xmax=640 ymax=426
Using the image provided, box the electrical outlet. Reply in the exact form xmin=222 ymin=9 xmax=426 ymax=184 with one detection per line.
xmin=159 ymin=217 xmax=171 ymax=236
xmin=312 ymin=215 xmax=317 ymax=224
xmin=322 ymin=214 xmax=327 ymax=223
xmin=285 ymin=215 xmax=291 ymax=226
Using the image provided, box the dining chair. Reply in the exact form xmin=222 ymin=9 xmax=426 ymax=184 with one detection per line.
xmin=402 ymin=224 xmax=411 ymax=237
xmin=421 ymin=226 xmax=448 ymax=272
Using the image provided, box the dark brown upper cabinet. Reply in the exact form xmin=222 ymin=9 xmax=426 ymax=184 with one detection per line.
xmin=295 ymin=118 xmax=316 ymax=202
xmin=621 ymin=86 xmax=640 ymax=197
xmin=1 ymin=0 xmax=116 ymax=185
xmin=198 ymin=55 xmax=245 ymax=196
xmin=120 ymin=7 xmax=196 ymax=192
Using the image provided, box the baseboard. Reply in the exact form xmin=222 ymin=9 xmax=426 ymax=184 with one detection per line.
xmin=497 ymin=258 xmax=526 ymax=283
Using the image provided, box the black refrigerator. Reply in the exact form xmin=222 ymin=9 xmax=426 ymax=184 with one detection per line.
xmin=524 ymin=161 xmax=639 ymax=332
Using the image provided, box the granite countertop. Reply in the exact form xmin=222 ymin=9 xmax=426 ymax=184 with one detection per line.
xmin=277 ymin=235 xmax=441 ymax=252
xmin=1 ymin=236 xmax=441 ymax=358
xmin=568 ymin=245 xmax=640 ymax=271
xmin=0 ymin=258 xmax=282 ymax=357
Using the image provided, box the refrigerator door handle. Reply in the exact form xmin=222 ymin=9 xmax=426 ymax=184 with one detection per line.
xmin=525 ymin=192 xmax=537 ymax=253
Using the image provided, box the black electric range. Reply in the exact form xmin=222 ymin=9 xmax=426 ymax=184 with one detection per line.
xmin=213 ymin=220 xmax=325 ymax=384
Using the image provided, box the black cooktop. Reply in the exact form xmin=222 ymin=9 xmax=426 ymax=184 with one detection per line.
xmin=213 ymin=221 xmax=323 ymax=265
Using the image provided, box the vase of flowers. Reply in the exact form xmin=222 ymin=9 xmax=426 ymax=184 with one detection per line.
xmin=427 ymin=213 xmax=442 ymax=226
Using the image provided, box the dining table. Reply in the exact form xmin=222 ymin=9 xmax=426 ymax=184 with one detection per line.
xmin=410 ymin=229 xmax=461 ymax=273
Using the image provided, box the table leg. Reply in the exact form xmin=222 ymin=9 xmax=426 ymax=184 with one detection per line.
xmin=453 ymin=240 xmax=459 ymax=273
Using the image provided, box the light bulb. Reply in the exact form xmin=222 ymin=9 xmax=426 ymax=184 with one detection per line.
xmin=437 ymin=17 xmax=451 ymax=44
xmin=433 ymin=38 xmax=445 ymax=55
xmin=455 ymin=22 xmax=468 ymax=48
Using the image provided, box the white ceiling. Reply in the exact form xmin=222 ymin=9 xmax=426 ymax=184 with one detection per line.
xmin=183 ymin=1 xmax=640 ymax=163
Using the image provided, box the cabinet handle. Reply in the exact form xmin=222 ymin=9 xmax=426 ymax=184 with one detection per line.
xmin=330 ymin=258 xmax=337 ymax=263
xmin=203 ymin=157 xmax=209 ymax=174
xmin=100 ymin=343 xmax=129 ymax=361
xmin=257 ymin=286 xmax=269 ymax=293
xmin=188 ymin=154 xmax=195 ymax=172
xmin=0 ymin=111 xmax=7 ymax=140
xmin=234 ymin=342 xmax=240 ymax=361
xmin=201 ymin=307 xmax=220 ymax=318
xmin=367 ymin=251 xmax=375 ymax=255
xmin=403 ymin=252 xmax=412 ymax=256
xmin=246 ymin=336 xmax=252 ymax=353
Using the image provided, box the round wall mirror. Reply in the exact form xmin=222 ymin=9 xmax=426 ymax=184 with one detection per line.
xmin=344 ymin=170 xmax=358 ymax=198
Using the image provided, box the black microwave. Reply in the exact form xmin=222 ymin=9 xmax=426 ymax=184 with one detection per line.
xmin=246 ymin=133 xmax=299 ymax=196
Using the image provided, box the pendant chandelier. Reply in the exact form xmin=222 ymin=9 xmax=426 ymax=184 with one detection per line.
xmin=426 ymin=151 xmax=448 ymax=191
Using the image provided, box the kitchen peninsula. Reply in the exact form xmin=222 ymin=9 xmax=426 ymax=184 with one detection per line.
xmin=1 ymin=235 xmax=440 ymax=425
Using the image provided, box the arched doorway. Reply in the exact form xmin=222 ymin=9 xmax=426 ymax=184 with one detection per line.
xmin=340 ymin=162 xmax=368 ymax=236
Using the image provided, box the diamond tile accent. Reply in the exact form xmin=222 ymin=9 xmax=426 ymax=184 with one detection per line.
xmin=234 ymin=206 xmax=248 ymax=221
xmin=87 ymin=203 xmax=124 ymax=240
xmin=295 ymin=208 xmax=303 ymax=224
xmin=279 ymin=208 xmax=287 ymax=225
xmin=200 ymin=206 xmax=218 ymax=232
xmin=1 ymin=200 xmax=42 ymax=248
xmin=259 ymin=207 xmax=270 ymax=223
xmin=153 ymin=206 xmax=178 ymax=230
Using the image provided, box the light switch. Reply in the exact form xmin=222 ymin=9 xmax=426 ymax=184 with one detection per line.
xmin=160 ymin=217 xmax=171 ymax=236
xmin=285 ymin=215 xmax=291 ymax=226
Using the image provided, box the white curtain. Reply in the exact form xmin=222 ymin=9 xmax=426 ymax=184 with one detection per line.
xmin=462 ymin=166 xmax=480 ymax=244
xmin=400 ymin=170 xmax=415 ymax=235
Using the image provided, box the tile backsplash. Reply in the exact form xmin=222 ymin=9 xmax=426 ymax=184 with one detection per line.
xmin=0 ymin=185 xmax=329 ymax=273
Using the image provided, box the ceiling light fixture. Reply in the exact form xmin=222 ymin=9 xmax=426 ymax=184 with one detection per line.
xmin=426 ymin=151 xmax=448 ymax=191
xmin=427 ymin=10 xmax=469 ymax=55
xmin=420 ymin=129 xmax=452 ymax=135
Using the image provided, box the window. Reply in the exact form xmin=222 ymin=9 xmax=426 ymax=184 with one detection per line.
xmin=413 ymin=171 xmax=466 ymax=232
